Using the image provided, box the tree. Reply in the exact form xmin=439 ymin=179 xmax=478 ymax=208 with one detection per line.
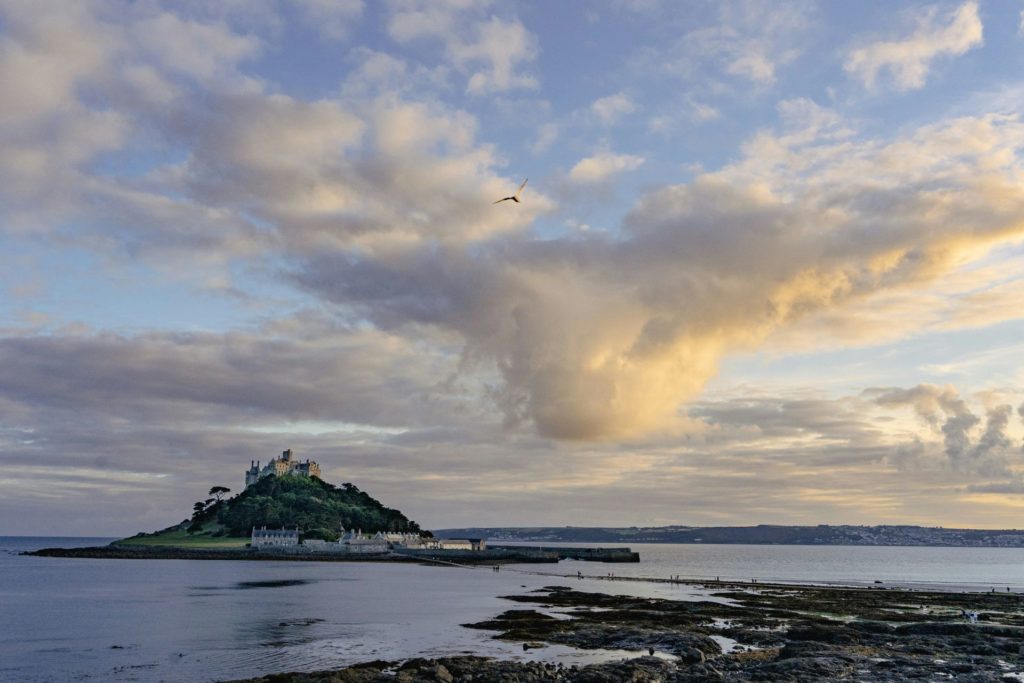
xmin=209 ymin=486 xmax=230 ymax=502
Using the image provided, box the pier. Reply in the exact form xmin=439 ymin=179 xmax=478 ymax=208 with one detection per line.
xmin=489 ymin=544 xmax=640 ymax=562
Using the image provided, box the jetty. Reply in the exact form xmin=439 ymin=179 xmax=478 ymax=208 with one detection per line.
xmin=488 ymin=544 xmax=640 ymax=562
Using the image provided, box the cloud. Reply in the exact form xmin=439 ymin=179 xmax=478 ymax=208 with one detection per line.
xmin=1019 ymin=401 xmax=1024 ymax=452
xmin=845 ymin=2 xmax=983 ymax=90
xmin=291 ymin=0 xmax=364 ymax=41
xmin=687 ymin=99 xmax=719 ymax=122
xmin=0 ymin=321 xmax=462 ymax=430
xmin=531 ymin=122 xmax=558 ymax=154
xmin=132 ymin=11 xmax=262 ymax=86
xmin=967 ymin=479 xmax=1024 ymax=494
xmin=0 ymin=1 xmax=549 ymax=258
xmin=591 ymin=92 xmax=637 ymax=125
xmin=462 ymin=114 xmax=1024 ymax=438
xmin=568 ymin=152 xmax=646 ymax=183
xmin=387 ymin=4 xmax=538 ymax=94
xmin=660 ymin=0 xmax=813 ymax=86
xmin=647 ymin=98 xmax=719 ymax=134
xmin=871 ymin=384 xmax=1017 ymax=476
xmin=5 ymin=1 xmax=1024 ymax=450
xmin=690 ymin=394 xmax=886 ymax=449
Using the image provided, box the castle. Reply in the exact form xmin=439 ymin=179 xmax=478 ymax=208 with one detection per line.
xmin=245 ymin=449 xmax=321 ymax=489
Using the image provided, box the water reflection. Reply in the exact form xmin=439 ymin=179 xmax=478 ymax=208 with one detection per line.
xmin=234 ymin=579 xmax=312 ymax=589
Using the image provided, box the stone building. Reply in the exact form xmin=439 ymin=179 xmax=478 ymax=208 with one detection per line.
xmin=245 ymin=449 xmax=321 ymax=489
xmin=375 ymin=532 xmax=427 ymax=548
xmin=251 ymin=527 xmax=299 ymax=548
xmin=338 ymin=529 xmax=389 ymax=553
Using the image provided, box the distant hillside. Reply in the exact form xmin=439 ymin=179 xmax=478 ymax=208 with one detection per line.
xmin=136 ymin=474 xmax=422 ymax=543
xmin=434 ymin=524 xmax=1024 ymax=548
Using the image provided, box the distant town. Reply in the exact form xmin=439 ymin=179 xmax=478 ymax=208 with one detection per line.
xmin=434 ymin=524 xmax=1024 ymax=548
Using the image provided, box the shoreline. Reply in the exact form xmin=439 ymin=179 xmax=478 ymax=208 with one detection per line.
xmin=223 ymin=582 xmax=1024 ymax=682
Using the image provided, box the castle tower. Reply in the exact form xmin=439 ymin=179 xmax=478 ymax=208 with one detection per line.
xmin=244 ymin=460 xmax=261 ymax=489
xmin=244 ymin=449 xmax=318 ymax=489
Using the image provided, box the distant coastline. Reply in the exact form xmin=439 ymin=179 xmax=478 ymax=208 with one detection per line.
xmin=435 ymin=524 xmax=1024 ymax=548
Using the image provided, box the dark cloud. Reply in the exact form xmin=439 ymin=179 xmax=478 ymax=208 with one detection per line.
xmin=0 ymin=315 xmax=482 ymax=441
xmin=690 ymin=396 xmax=884 ymax=445
xmin=966 ymin=479 xmax=1024 ymax=495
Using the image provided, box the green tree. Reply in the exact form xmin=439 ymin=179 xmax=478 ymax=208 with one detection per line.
xmin=215 ymin=473 xmax=422 ymax=536
xmin=209 ymin=486 xmax=231 ymax=502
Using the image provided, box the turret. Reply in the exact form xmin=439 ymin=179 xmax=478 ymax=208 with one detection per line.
xmin=244 ymin=459 xmax=262 ymax=489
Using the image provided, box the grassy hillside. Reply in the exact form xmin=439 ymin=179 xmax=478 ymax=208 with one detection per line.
xmin=117 ymin=529 xmax=249 ymax=548
xmin=120 ymin=474 xmax=423 ymax=547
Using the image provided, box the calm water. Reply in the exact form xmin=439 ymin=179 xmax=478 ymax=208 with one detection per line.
xmin=505 ymin=541 xmax=1024 ymax=592
xmin=2 ymin=537 xmax=1022 ymax=682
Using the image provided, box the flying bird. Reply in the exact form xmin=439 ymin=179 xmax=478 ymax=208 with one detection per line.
xmin=494 ymin=178 xmax=528 ymax=204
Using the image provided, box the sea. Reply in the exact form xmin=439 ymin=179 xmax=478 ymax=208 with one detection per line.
xmin=2 ymin=536 xmax=1022 ymax=683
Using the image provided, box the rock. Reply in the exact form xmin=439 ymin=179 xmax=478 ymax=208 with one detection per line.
xmin=786 ymin=620 xmax=860 ymax=645
xmin=849 ymin=620 xmax=895 ymax=636
xmin=575 ymin=656 xmax=675 ymax=683
xmin=678 ymin=647 xmax=706 ymax=664
xmin=896 ymin=622 xmax=975 ymax=636
xmin=749 ymin=655 xmax=858 ymax=681
xmin=778 ymin=641 xmax=844 ymax=660
xmin=431 ymin=664 xmax=453 ymax=683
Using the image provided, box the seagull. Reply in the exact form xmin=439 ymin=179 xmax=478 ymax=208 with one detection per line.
xmin=494 ymin=178 xmax=528 ymax=204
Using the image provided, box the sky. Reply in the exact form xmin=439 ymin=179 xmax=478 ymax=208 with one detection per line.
xmin=2 ymin=0 xmax=1024 ymax=536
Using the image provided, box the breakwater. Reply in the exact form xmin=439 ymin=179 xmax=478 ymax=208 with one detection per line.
xmin=489 ymin=544 xmax=640 ymax=562
xmin=395 ymin=547 xmax=559 ymax=563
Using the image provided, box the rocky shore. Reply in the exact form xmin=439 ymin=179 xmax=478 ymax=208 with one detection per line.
xmin=228 ymin=580 xmax=1023 ymax=682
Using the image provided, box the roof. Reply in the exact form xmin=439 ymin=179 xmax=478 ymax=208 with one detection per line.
xmin=251 ymin=528 xmax=299 ymax=537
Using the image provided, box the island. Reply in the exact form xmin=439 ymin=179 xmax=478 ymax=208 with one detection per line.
xmin=27 ymin=449 xmax=635 ymax=565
